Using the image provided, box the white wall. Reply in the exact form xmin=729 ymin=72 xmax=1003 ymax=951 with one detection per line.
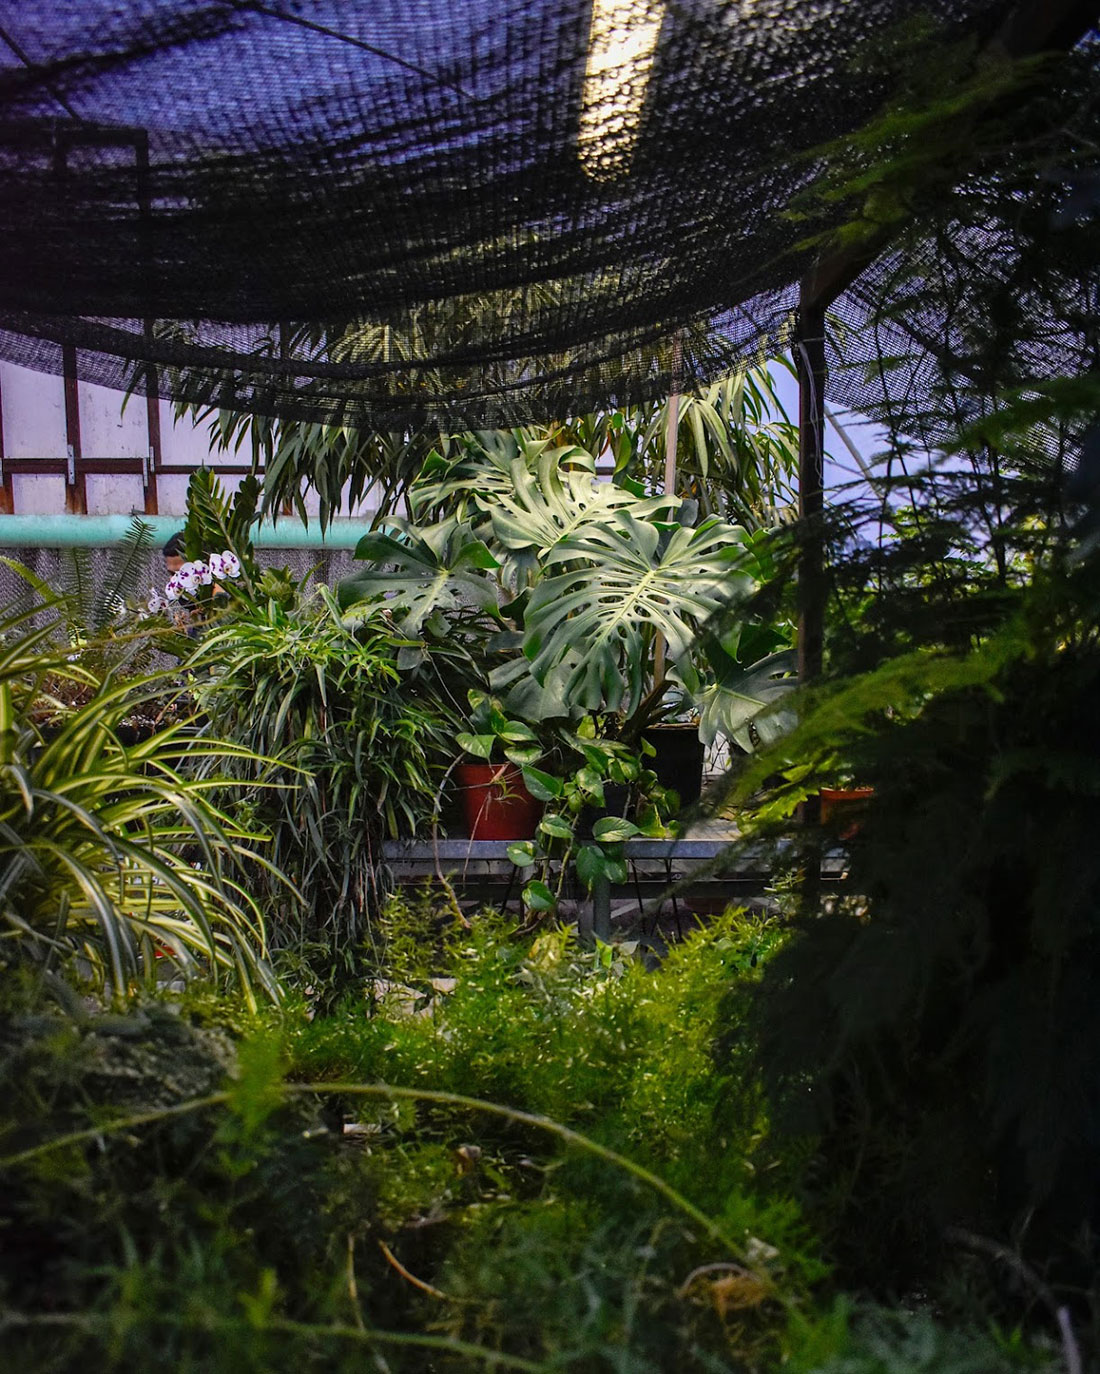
xmin=1 ymin=363 xmax=68 ymax=458
xmin=1 ymin=362 xmax=375 ymax=521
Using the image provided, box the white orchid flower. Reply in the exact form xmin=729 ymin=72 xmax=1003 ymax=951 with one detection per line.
xmin=219 ymin=550 xmax=242 ymax=579
xmin=176 ymin=561 xmax=203 ymax=595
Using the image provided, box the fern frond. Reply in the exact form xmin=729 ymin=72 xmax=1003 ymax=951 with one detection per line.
xmin=95 ymin=517 xmax=155 ymax=633
xmin=183 ymin=468 xmax=259 ymax=575
xmin=183 ymin=468 xmax=232 ymax=562
xmin=59 ymin=547 xmax=94 ymax=644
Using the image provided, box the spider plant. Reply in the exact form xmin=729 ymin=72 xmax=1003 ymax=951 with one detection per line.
xmin=0 ymin=601 xmax=283 ymax=1006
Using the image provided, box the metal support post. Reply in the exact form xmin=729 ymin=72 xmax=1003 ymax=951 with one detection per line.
xmin=796 ymin=284 xmax=827 ymax=890
xmin=591 ymin=874 xmax=612 ymax=945
xmin=796 ymin=285 xmax=827 ymax=686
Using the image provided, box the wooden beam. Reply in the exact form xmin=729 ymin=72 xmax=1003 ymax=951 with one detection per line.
xmin=134 ymin=127 xmax=161 ymax=518
xmin=2 ymin=458 xmax=145 ymax=475
xmin=144 ymin=371 xmax=162 ymax=516
xmin=795 ymin=286 xmax=828 ymax=877
xmin=62 ymin=346 xmax=86 ymax=515
xmin=0 ymin=369 xmax=10 ymax=515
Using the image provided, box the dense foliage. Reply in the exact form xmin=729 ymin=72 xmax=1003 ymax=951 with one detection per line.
xmin=184 ymin=362 xmax=800 ymax=535
xmin=0 ymin=596 xmax=281 ymax=1006
xmin=711 ymin=339 xmax=1100 ymax=1358
xmin=190 ymin=589 xmax=469 ymax=967
xmin=0 ymin=908 xmax=1062 ymax=1372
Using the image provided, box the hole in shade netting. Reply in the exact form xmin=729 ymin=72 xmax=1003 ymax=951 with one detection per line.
xmin=0 ymin=0 xmax=1096 ymax=431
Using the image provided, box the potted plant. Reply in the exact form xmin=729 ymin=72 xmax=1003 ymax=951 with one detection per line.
xmin=418 ymin=435 xmax=795 ymax=794
xmin=454 ymin=690 xmax=544 ymax=840
xmin=337 ymin=434 xmax=794 ymax=902
xmin=819 ymin=783 xmax=875 ymax=838
xmin=503 ymin=722 xmax=669 ymax=914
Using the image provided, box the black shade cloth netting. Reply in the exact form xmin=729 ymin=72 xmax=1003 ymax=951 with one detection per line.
xmin=0 ymin=0 xmax=1096 ymax=433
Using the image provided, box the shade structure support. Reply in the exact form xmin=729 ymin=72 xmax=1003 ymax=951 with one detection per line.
xmin=0 ymin=371 xmax=11 ymax=516
xmin=787 ymin=0 xmax=1092 ymax=691
xmin=796 ymin=283 xmax=827 ymax=688
xmin=794 ymin=282 xmax=829 ymax=888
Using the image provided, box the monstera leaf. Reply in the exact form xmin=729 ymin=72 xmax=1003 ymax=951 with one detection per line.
xmin=695 ymin=648 xmax=799 ymax=749
xmin=337 ymin=516 xmax=501 ymax=634
xmin=488 ymin=645 xmax=584 ymax=722
xmin=524 ymin=512 xmax=754 ymax=716
xmin=409 ymin=429 xmax=534 ymax=521
xmin=489 ymin=445 xmax=671 ymax=560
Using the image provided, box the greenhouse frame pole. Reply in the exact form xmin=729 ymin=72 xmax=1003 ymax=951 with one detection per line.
xmin=795 ymin=285 xmax=827 ymax=687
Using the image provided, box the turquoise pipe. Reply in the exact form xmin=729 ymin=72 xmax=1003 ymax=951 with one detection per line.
xmin=0 ymin=514 xmax=367 ymax=550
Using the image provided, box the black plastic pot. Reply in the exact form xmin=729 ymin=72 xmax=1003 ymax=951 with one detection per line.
xmin=642 ymin=724 xmax=705 ymax=808
xmin=576 ymin=782 xmax=630 ymax=838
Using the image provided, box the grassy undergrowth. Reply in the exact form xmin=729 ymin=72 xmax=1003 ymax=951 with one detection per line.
xmin=0 ymin=901 xmax=1064 ymax=1371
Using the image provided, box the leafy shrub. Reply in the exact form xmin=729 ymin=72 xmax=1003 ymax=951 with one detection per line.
xmin=0 ymin=908 xmax=811 ymax=1371
xmin=1 ymin=907 xmax=1071 ymax=1371
xmin=0 ymin=598 xmax=281 ymax=1005
xmin=718 ymin=459 xmax=1100 ymax=1315
xmin=190 ymin=589 xmax=468 ymax=973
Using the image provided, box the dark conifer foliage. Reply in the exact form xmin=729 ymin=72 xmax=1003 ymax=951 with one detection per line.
xmin=724 ymin=114 xmax=1100 ymax=1292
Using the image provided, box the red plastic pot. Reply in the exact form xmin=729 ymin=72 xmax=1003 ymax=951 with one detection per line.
xmin=456 ymin=762 xmax=542 ymax=840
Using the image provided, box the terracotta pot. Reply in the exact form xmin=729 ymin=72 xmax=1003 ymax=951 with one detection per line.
xmin=819 ymin=786 xmax=874 ymax=836
xmin=456 ymin=761 xmax=542 ymax=840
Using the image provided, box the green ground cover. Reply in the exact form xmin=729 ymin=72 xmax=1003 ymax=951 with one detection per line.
xmin=0 ymin=904 xmax=1066 ymax=1372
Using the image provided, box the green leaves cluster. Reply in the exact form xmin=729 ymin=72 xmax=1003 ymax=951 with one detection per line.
xmin=504 ymin=726 xmax=655 ymax=907
xmin=0 ymin=596 xmax=280 ymax=1005
xmin=338 ymin=518 xmax=503 ymax=636
xmin=4 ymin=519 xmax=163 ymax=680
xmin=340 ymin=433 xmax=765 ymax=733
xmin=0 ymin=903 xmax=1061 ymax=1371
xmin=455 ymin=690 xmax=540 ymax=765
xmin=191 ymin=588 xmax=467 ymax=961
xmin=0 ymin=909 xmax=796 ymax=1372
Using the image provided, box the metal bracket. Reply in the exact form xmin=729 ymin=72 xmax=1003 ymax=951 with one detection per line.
xmin=142 ymin=449 xmax=152 ymax=488
xmin=66 ymin=444 xmax=76 ymax=485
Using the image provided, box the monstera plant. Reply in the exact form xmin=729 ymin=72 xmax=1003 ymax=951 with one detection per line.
xmin=338 ymin=435 xmax=796 ymax=898
xmin=339 ymin=433 xmax=788 ymax=742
